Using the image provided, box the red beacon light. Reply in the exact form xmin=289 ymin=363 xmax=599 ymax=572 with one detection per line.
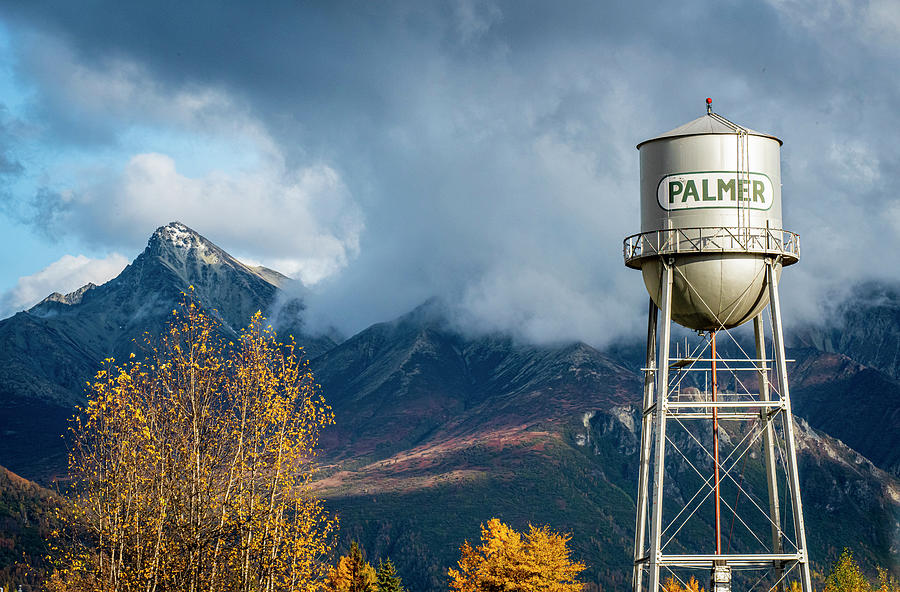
xmin=706 ymin=97 xmax=713 ymax=113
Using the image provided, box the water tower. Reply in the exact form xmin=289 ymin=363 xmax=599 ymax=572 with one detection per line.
xmin=624 ymin=100 xmax=812 ymax=592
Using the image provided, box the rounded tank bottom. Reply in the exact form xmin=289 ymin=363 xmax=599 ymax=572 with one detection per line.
xmin=641 ymin=254 xmax=781 ymax=331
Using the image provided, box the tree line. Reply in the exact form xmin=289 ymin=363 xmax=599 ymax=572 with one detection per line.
xmin=38 ymin=299 xmax=898 ymax=592
xmin=326 ymin=517 xmax=584 ymax=592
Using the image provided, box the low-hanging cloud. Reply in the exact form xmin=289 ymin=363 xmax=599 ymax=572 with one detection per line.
xmin=0 ymin=253 xmax=129 ymax=317
xmin=2 ymin=1 xmax=900 ymax=345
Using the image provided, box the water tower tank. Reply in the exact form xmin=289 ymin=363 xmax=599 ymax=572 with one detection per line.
xmin=624 ymin=105 xmax=799 ymax=331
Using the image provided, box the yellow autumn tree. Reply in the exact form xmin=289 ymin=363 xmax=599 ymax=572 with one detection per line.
xmin=48 ymin=300 xmax=336 ymax=592
xmin=448 ymin=518 xmax=585 ymax=592
xmin=823 ymin=549 xmax=900 ymax=592
xmin=662 ymin=576 xmax=704 ymax=592
xmin=825 ymin=550 xmax=873 ymax=592
xmin=324 ymin=541 xmax=378 ymax=592
xmin=876 ymin=568 xmax=900 ymax=592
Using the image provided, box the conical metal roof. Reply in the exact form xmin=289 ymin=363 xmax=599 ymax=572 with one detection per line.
xmin=637 ymin=113 xmax=782 ymax=148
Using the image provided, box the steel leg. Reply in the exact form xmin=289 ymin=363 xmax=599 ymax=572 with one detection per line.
xmin=633 ymin=298 xmax=659 ymax=592
xmin=648 ymin=261 xmax=673 ymax=592
xmin=755 ymin=314 xmax=785 ymax=591
xmin=767 ymin=260 xmax=813 ymax=592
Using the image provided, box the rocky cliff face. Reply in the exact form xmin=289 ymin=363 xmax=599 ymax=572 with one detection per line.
xmin=785 ymin=281 xmax=900 ymax=478
xmin=795 ymin=281 xmax=900 ymax=380
xmin=38 ymin=282 xmax=97 ymax=306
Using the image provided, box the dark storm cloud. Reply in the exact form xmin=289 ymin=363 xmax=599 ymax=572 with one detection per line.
xmin=2 ymin=0 xmax=899 ymax=341
xmin=0 ymin=1 xmax=823 ymax=147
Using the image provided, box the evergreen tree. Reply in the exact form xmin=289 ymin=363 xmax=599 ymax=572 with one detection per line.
xmin=376 ymin=558 xmax=405 ymax=592
xmin=326 ymin=541 xmax=377 ymax=592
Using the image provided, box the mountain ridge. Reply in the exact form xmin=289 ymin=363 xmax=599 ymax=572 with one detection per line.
xmin=794 ymin=280 xmax=900 ymax=380
xmin=0 ymin=221 xmax=335 ymax=481
xmin=308 ymin=298 xmax=899 ymax=589
xmin=0 ymin=223 xmax=897 ymax=590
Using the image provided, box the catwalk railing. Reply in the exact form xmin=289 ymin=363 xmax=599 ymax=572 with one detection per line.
xmin=623 ymin=227 xmax=800 ymax=269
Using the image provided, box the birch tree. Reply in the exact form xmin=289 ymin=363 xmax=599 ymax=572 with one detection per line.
xmin=49 ymin=300 xmax=336 ymax=592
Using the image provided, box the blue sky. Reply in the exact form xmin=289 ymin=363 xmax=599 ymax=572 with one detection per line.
xmin=1 ymin=1 xmax=899 ymax=343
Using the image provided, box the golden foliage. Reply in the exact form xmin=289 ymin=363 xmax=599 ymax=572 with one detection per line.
xmin=662 ymin=576 xmax=704 ymax=592
xmin=822 ymin=549 xmax=900 ymax=592
xmin=49 ymin=302 xmax=336 ymax=592
xmin=825 ymin=550 xmax=873 ymax=592
xmin=875 ymin=568 xmax=900 ymax=592
xmin=324 ymin=541 xmax=378 ymax=592
xmin=448 ymin=518 xmax=585 ymax=592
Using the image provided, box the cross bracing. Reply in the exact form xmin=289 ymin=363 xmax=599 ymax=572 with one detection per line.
xmin=631 ymin=257 xmax=813 ymax=592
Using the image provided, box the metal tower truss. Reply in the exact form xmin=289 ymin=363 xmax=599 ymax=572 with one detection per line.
xmin=632 ymin=257 xmax=813 ymax=592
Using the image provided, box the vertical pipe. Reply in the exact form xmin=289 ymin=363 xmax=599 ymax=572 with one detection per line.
xmin=712 ymin=332 xmax=722 ymax=555
xmin=633 ymin=298 xmax=659 ymax=592
xmin=767 ymin=260 xmax=813 ymax=592
xmin=754 ymin=314 xmax=784 ymax=590
xmin=648 ymin=261 xmax=674 ymax=592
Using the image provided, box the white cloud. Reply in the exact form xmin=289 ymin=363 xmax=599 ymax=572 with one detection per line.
xmin=455 ymin=265 xmax=641 ymax=345
xmin=6 ymin=3 xmax=900 ymax=345
xmin=0 ymin=253 xmax=128 ymax=318
xmin=13 ymin=31 xmax=364 ymax=288
xmin=43 ymin=152 xmax=363 ymax=287
xmin=766 ymin=0 xmax=900 ymax=53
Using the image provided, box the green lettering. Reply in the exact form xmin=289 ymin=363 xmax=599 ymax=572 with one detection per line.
xmin=738 ymin=179 xmax=751 ymax=201
xmin=753 ymin=180 xmax=765 ymax=202
xmin=717 ymin=178 xmax=735 ymax=201
xmin=702 ymin=179 xmax=716 ymax=201
xmin=683 ymin=180 xmax=699 ymax=202
xmin=668 ymin=180 xmax=683 ymax=204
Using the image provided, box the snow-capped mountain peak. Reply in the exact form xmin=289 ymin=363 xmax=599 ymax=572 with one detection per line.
xmin=149 ymin=221 xmax=220 ymax=262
